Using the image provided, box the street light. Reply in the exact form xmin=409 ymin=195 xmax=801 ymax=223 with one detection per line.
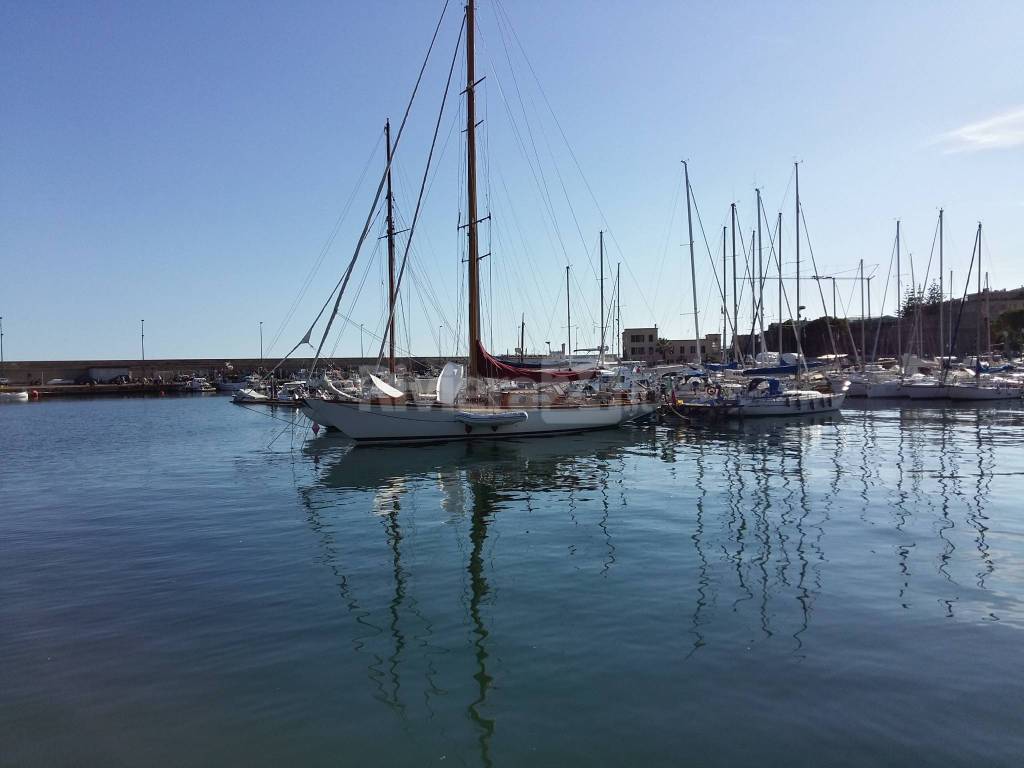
xmin=359 ymin=323 xmax=364 ymax=359
xmin=141 ymin=319 xmax=145 ymax=361
xmin=438 ymin=325 xmax=443 ymax=359
xmin=259 ymin=321 xmax=263 ymax=366
xmin=545 ymin=340 xmax=552 ymax=356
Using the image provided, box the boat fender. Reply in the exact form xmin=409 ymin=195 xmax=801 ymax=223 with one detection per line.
xmin=827 ymin=396 xmax=832 ymax=407
xmin=784 ymin=396 xmax=789 ymax=407
xmin=464 ymin=424 xmax=473 ymax=434
xmin=31 ymin=390 xmax=39 ymax=400
xmin=796 ymin=398 xmax=801 ymax=410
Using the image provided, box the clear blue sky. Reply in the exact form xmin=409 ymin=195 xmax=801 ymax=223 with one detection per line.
xmin=3 ymin=0 xmax=1022 ymax=361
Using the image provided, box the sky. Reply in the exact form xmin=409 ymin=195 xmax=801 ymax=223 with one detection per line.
xmin=2 ymin=0 xmax=1023 ymax=362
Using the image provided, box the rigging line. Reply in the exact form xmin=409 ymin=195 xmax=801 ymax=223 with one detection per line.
xmin=690 ymin=186 xmax=743 ymax=342
xmin=327 ymin=232 xmax=384 ymax=361
xmin=375 ymin=13 xmax=465 ymax=364
xmin=870 ymin=231 xmax=898 ymax=362
xmin=798 ymin=204 xmax=840 ymax=358
xmin=267 ymin=131 xmax=383 ymax=357
xmin=308 ymin=0 xmax=453 ymax=373
xmin=483 ymin=27 xmax=576 ymax=277
xmin=493 ymin=0 xmax=657 ymax=318
xmin=905 ymin=217 xmax=940 ymax=358
xmin=650 ymin=169 xmax=684 ymax=326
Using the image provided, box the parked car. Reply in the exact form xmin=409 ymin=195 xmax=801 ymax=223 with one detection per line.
xmin=74 ymin=375 xmax=98 ymax=385
xmin=0 ymin=377 xmax=9 ymax=385
xmin=47 ymin=378 xmax=73 ymax=385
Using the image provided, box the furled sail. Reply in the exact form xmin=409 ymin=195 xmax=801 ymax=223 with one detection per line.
xmin=472 ymin=342 xmax=598 ymax=382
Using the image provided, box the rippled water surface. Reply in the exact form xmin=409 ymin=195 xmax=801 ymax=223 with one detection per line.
xmin=3 ymin=396 xmax=1024 ymax=766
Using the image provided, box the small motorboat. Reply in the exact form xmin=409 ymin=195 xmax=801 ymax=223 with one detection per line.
xmin=0 ymin=391 xmax=29 ymax=403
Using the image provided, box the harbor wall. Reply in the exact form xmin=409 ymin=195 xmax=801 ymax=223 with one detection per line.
xmin=0 ymin=357 xmax=456 ymax=386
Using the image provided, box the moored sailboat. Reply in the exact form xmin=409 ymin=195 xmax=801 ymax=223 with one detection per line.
xmin=300 ymin=2 xmax=656 ymax=444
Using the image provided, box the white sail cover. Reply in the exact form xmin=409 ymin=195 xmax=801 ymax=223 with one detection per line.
xmin=369 ymin=373 xmax=405 ymax=399
xmin=436 ymin=362 xmax=464 ymax=405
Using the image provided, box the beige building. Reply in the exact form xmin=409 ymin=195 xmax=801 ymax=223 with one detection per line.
xmin=621 ymin=327 xmax=722 ymax=363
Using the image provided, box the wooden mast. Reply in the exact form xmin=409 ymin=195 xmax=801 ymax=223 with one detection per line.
xmin=465 ymin=1 xmax=482 ymax=378
xmin=683 ymin=162 xmax=701 ymax=366
xmin=385 ymin=119 xmax=397 ymax=375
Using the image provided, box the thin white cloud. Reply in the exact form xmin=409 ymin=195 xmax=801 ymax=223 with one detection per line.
xmin=938 ymin=106 xmax=1024 ymax=153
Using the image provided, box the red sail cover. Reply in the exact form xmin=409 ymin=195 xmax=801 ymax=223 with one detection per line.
xmin=473 ymin=342 xmax=599 ymax=382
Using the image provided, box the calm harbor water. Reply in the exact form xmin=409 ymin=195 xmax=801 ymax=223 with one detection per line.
xmin=3 ymin=396 xmax=1024 ymax=766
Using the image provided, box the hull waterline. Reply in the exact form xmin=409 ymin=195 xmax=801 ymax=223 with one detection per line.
xmin=302 ymin=398 xmax=657 ymax=445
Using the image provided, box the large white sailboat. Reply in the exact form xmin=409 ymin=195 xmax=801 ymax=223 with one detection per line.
xmin=301 ymin=2 xmax=657 ymax=444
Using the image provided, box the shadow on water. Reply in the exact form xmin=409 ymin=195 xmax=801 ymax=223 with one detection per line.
xmin=288 ymin=407 xmax=1018 ymax=765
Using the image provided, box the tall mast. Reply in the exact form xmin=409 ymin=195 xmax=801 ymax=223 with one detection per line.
xmin=519 ymin=313 xmax=525 ymax=363
xmin=859 ymin=259 xmax=866 ymax=370
xmin=794 ymin=162 xmax=801 ymax=361
xmin=599 ymin=231 xmax=605 ymax=365
xmin=938 ymin=208 xmax=944 ymax=365
xmin=616 ymin=262 xmax=621 ymax=359
xmin=722 ymin=226 xmax=727 ymax=364
xmin=986 ymin=270 xmax=992 ymax=361
xmin=777 ymin=212 xmax=783 ymax=356
xmin=566 ymin=265 xmax=572 ymax=368
xmin=385 ymin=119 xmax=397 ymax=375
xmin=465 ymin=1 xmax=482 ymax=377
xmin=731 ymin=203 xmax=737 ymax=361
xmin=896 ymin=220 xmax=902 ymax=366
xmin=756 ymin=188 xmax=764 ymax=355
xmin=683 ymin=162 xmax=701 ymax=366
xmin=977 ymin=222 xmax=983 ymax=362
xmin=749 ymin=229 xmax=755 ymax=357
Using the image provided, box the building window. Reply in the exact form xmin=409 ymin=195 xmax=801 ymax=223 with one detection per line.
xmin=648 ymin=334 xmax=654 ymax=342
xmin=689 ymin=345 xmax=696 ymax=354
xmin=701 ymin=345 xmax=706 ymax=354
xmin=630 ymin=334 xmax=643 ymax=343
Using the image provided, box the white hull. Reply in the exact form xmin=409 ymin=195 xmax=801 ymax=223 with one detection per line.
xmin=865 ymin=380 xmax=905 ymax=398
xmin=734 ymin=391 xmax=845 ymax=417
xmin=904 ymin=384 xmax=951 ymax=400
xmin=947 ymin=385 xmax=1022 ymax=401
xmin=828 ymin=375 xmax=864 ymax=397
xmin=303 ymin=398 xmax=658 ymax=444
xmin=0 ymin=391 xmax=29 ymax=403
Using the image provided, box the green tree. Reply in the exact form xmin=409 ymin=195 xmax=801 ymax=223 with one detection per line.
xmin=656 ymin=337 xmax=671 ymax=362
xmin=925 ymin=280 xmax=943 ymax=305
xmin=992 ymin=309 xmax=1024 ymax=355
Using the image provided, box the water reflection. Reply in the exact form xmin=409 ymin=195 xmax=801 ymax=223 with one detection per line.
xmin=294 ymin=406 xmax=1022 ymax=765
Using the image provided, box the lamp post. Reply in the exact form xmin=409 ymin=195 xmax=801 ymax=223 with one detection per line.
xmin=438 ymin=325 xmax=443 ymax=360
xmin=359 ymin=324 xmax=364 ymax=359
xmin=141 ymin=319 xmax=145 ymax=361
xmin=545 ymin=340 xmax=552 ymax=356
xmin=259 ymin=321 xmax=263 ymax=366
